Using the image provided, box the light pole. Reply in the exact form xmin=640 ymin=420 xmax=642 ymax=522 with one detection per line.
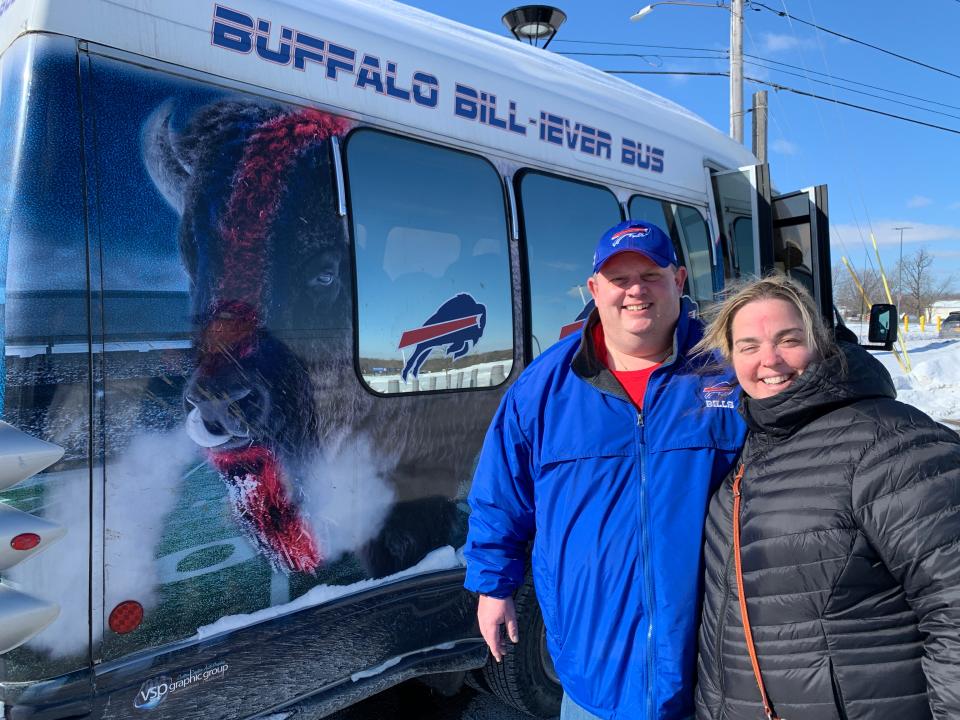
xmin=631 ymin=1 xmax=744 ymax=142
xmin=893 ymin=226 xmax=911 ymax=313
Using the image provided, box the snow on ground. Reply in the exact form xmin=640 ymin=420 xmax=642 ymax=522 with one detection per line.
xmin=847 ymin=323 xmax=960 ymax=425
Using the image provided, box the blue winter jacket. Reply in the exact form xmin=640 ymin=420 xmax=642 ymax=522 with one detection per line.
xmin=464 ymin=301 xmax=746 ymax=720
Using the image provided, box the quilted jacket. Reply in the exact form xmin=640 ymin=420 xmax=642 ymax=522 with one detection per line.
xmin=695 ymin=343 xmax=960 ymax=719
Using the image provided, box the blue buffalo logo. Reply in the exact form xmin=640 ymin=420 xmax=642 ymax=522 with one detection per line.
xmin=398 ymin=294 xmax=487 ymax=381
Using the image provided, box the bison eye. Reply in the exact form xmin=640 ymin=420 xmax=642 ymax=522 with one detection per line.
xmin=310 ymin=272 xmax=335 ymax=288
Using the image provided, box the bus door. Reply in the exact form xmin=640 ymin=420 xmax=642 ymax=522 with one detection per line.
xmin=770 ymin=186 xmax=832 ymax=321
xmin=710 ymin=166 xmax=833 ymax=322
xmin=709 ymin=164 xmax=772 ymax=286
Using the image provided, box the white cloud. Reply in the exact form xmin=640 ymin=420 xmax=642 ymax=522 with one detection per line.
xmin=830 ymin=220 xmax=960 ymax=247
xmin=761 ymin=33 xmax=802 ymax=53
xmin=771 ymin=138 xmax=798 ymax=155
xmin=907 ymin=195 xmax=933 ymax=208
xmin=949 ymin=201 xmax=960 ymax=210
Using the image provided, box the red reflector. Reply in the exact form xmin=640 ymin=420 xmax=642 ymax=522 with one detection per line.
xmin=109 ymin=601 xmax=144 ymax=634
xmin=11 ymin=533 xmax=41 ymax=551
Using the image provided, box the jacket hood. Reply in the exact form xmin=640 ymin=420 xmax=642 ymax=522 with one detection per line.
xmin=741 ymin=342 xmax=896 ymax=438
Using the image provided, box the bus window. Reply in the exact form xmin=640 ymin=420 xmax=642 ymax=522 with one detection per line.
xmin=628 ymin=195 xmax=714 ymax=305
xmin=676 ymin=206 xmax=714 ymax=304
xmin=732 ymin=216 xmax=756 ymax=277
xmin=518 ymin=172 xmax=621 ymax=358
xmin=347 ymin=130 xmax=514 ymax=393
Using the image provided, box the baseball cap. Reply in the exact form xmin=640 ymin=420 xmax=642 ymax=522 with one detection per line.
xmin=592 ymin=220 xmax=678 ymax=273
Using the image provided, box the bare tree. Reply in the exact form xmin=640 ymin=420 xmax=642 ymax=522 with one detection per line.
xmin=892 ymin=247 xmax=955 ymax=318
xmin=832 ymin=263 xmax=885 ymax=319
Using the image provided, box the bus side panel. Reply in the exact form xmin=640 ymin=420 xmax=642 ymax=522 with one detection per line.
xmin=0 ymin=35 xmax=93 ymax=684
xmin=77 ymin=52 xmax=505 ymax=716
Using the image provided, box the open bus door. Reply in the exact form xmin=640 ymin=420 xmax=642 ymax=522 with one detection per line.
xmin=770 ymin=185 xmax=832 ymax=320
xmin=710 ymin=168 xmax=896 ymax=348
xmin=711 ymin=165 xmax=830 ymax=318
xmin=709 ymin=164 xmax=772 ymax=286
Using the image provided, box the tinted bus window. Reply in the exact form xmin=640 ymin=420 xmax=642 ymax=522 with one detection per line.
xmin=519 ymin=173 xmax=621 ymax=357
xmin=628 ymin=195 xmax=714 ymax=305
xmin=347 ymin=130 xmax=513 ymax=393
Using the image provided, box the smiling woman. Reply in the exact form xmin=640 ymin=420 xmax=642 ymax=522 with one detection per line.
xmin=729 ymin=298 xmax=818 ymax=399
xmin=692 ymin=274 xmax=960 ymax=720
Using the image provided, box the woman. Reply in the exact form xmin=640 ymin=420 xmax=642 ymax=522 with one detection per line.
xmin=693 ymin=275 xmax=960 ymax=720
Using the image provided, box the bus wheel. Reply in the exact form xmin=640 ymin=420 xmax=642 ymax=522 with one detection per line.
xmin=482 ymin=574 xmax=561 ymax=718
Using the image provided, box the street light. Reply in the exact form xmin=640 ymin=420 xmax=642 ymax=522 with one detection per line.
xmin=502 ymin=6 xmax=567 ymax=49
xmin=631 ymin=0 xmax=745 ymax=144
xmin=894 ymin=225 xmax=911 ymax=312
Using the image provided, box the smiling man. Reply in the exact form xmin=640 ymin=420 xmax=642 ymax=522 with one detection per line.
xmin=464 ymin=220 xmax=747 ymax=720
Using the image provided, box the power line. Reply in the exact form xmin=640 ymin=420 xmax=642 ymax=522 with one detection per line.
xmin=742 ymin=59 xmax=960 ymax=122
xmin=745 ymin=75 xmax=960 ymax=135
xmin=749 ymin=1 xmax=960 ymax=81
xmin=557 ymin=46 xmax=960 ymax=117
xmin=742 ymin=53 xmax=960 ymax=112
xmin=554 ymin=38 xmax=728 ymax=54
xmin=602 ymin=69 xmax=960 ymax=135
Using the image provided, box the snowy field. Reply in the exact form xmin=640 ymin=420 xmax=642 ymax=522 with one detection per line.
xmin=846 ymin=323 xmax=960 ymax=426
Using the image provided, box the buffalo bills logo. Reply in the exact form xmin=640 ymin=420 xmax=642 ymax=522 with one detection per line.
xmin=399 ymin=294 xmax=487 ymax=381
xmin=703 ymin=381 xmax=736 ymax=409
xmin=559 ymin=300 xmax=595 ymax=340
xmin=610 ymin=225 xmax=650 ymax=247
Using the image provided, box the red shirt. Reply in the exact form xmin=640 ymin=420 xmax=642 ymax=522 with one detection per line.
xmin=592 ymin=323 xmax=661 ymax=410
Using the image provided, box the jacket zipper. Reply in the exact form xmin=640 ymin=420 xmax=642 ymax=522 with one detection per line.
xmin=637 ymin=410 xmax=657 ymax=720
xmin=716 ymin=518 xmax=734 ymax=708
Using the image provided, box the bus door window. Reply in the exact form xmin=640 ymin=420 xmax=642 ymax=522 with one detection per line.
xmin=709 ymin=164 xmax=772 ymax=282
xmin=771 ymin=186 xmax=831 ymax=316
xmin=517 ymin=172 xmax=622 ymax=359
xmin=346 ymin=130 xmax=514 ymax=393
xmin=628 ymin=195 xmax=714 ymax=306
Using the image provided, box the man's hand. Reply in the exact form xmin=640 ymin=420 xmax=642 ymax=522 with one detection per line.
xmin=477 ymin=594 xmax=519 ymax=663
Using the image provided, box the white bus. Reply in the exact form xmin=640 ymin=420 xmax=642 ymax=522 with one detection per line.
xmin=0 ymin=1 xmax=889 ymax=718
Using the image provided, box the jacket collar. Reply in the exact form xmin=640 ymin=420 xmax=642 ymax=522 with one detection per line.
xmin=571 ymin=296 xmax=699 ymax=383
xmin=740 ymin=342 xmax=896 ymax=439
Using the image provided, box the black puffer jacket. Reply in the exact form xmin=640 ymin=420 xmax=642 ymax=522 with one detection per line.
xmin=696 ymin=343 xmax=960 ymax=719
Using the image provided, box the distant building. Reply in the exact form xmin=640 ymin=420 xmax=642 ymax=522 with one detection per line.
xmin=929 ymin=299 xmax=960 ymax=319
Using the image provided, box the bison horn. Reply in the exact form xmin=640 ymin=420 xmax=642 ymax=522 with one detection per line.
xmin=141 ymin=100 xmax=192 ymax=215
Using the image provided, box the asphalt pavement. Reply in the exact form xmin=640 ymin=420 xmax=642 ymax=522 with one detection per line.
xmin=326 ymin=679 xmax=548 ymax=720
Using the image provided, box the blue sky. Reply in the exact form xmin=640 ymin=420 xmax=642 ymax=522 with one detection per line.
xmin=399 ymin=0 xmax=960 ymax=289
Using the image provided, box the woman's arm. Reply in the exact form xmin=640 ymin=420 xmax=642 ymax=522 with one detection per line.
xmin=852 ymin=410 xmax=960 ymax=718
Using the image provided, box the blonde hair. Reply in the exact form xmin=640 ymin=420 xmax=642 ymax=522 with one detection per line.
xmin=692 ymin=274 xmax=840 ymax=366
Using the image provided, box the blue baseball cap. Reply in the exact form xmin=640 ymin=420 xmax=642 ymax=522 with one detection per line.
xmin=592 ymin=220 xmax=677 ymax=273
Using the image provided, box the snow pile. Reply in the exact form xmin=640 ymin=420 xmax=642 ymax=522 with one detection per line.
xmin=871 ymin=338 xmax=960 ymax=424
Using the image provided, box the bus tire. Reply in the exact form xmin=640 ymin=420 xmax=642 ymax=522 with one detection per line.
xmin=481 ymin=574 xmax=562 ymax=718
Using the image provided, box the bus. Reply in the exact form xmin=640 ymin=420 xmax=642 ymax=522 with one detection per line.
xmin=0 ymin=1 xmax=890 ymax=718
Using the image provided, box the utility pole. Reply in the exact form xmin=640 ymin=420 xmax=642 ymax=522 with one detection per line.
xmin=751 ymin=90 xmax=767 ymax=163
xmin=730 ymin=0 xmax=744 ymax=142
xmin=894 ymin=225 xmax=911 ymax=312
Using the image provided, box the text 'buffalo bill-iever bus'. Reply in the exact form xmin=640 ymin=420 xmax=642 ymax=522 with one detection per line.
xmin=0 ymin=1 xmax=894 ymax=718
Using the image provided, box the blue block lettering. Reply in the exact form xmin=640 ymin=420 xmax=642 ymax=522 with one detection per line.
xmin=455 ymin=84 xmax=479 ymax=120
xmin=293 ymin=32 xmax=325 ymax=70
xmin=326 ymin=44 xmax=355 ymax=79
xmin=212 ymin=5 xmax=253 ymax=53
xmin=412 ymin=72 xmax=439 ymax=107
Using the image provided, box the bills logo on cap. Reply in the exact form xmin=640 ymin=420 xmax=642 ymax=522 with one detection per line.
xmin=610 ymin=225 xmax=651 ymax=247
xmin=703 ymin=381 xmax=736 ymax=408
xmin=398 ymin=293 xmax=487 ymax=381
xmin=559 ymin=300 xmax=595 ymax=340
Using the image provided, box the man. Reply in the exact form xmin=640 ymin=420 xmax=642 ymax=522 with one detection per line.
xmin=464 ymin=220 xmax=746 ymax=720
